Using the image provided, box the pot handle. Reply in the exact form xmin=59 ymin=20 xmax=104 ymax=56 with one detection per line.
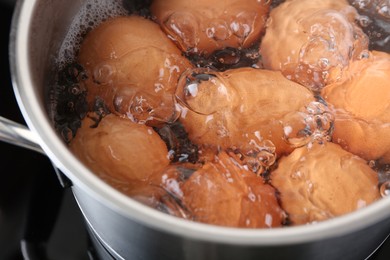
xmin=0 ymin=115 xmax=73 ymax=187
xmin=0 ymin=115 xmax=45 ymax=154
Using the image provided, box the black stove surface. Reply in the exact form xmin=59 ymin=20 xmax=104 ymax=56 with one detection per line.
xmin=0 ymin=2 xmax=390 ymax=260
xmin=0 ymin=2 xmax=90 ymax=259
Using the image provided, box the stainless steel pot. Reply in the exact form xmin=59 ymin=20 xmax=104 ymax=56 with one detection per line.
xmin=2 ymin=0 xmax=390 ymax=259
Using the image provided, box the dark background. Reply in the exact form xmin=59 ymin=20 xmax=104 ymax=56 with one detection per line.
xmin=0 ymin=1 xmax=389 ymax=260
xmin=0 ymin=1 xmax=89 ymax=259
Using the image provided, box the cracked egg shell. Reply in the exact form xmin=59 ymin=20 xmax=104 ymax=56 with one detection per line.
xmin=260 ymin=0 xmax=368 ymax=91
xmin=69 ymin=114 xmax=170 ymax=183
xmin=181 ymin=152 xmax=285 ymax=228
xmin=78 ymin=15 xmax=193 ymax=126
xmin=322 ymin=51 xmax=390 ymax=163
xmin=150 ymin=0 xmax=271 ymax=56
xmin=270 ymin=142 xmax=380 ymax=226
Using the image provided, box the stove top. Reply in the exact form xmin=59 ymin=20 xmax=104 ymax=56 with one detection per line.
xmin=0 ymin=2 xmax=90 ymax=259
xmin=1 ymin=2 xmax=389 ymax=260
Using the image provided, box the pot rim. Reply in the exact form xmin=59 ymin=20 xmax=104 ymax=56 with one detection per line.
xmin=10 ymin=0 xmax=390 ymax=246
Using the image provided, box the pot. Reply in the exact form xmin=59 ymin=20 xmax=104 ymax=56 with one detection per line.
xmin=2 ymin=0 xmax=390 ymax=259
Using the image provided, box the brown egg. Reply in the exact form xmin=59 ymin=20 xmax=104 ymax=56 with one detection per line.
xmin=78 ymin=15 xmax=193 ymax=126
xmin=150 ymin=0 xmax=271 ymax=56
xmin=69 ymin=114 xmax=170 ymax=183
xmin=260 ymin=0 xmax=368 ymax=91
xmin=136 ymin=163 xmax=201 ymax=219
xmin=271 ymin=142 xmax=380 ymax=226
xmin=181 ymin=152 xmax=285 ymax=228
xmin=176 ymin=67 xmax=318 ymax=162
xmin=322 ymin=51 xmax=390 ymax=163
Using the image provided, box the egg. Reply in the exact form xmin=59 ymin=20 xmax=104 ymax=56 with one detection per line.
xmin=150 ymin=0 xmax=271 ymax=56
xmin=181 ymin=152 xmax=285 ymax=228
xmin=62 ymin=1 xmax=390 ymax=229
xmin=69 ymin=114 xmax=170 ymax=183
xmin=271 ymin=142 xmax=380 ymax=225
xmin=322 ymin=51 xmax=390 ymax=163
xmin=260 ymin=0 xmax=369 ymax=91
xmin=176 ymin=67 xmax=317 ymax=162
xmin=78 ymin=15 xmax=193 ymax=126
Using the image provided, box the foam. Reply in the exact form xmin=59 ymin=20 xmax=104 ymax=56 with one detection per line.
xmin=56 ymin=0 xmax=128 ymax=69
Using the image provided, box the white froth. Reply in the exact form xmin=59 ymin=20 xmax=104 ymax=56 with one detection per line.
xmin=56 ymin=0 xmax=128 ymax=69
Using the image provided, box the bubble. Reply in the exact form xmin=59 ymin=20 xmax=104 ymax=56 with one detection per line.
xmin=248 ymin=191 xmax=256 ymax=202
xmin=378 ymin=167 xmax=390 ymax=185
xmin=228 ymin=139 xmax=276 ymax=174
xmin=350 ymin=0 xmax=390 ymax=51
xmin=369 ymin=160 xmax=376 ymax=168
xmin=380 ymin=181 xmax=390 ymax=197
xmin=213 ymin=48 xmax=241 ymax=67
xmin=284 ymin=128 xmax=312 ymax=148
xmin=351 ymin=0 xmax=373 ymax=9
xmin=113 ymin=88 xmax=172 ymax=124
xmin=194 ymin=46 xmax=261 ymax=71
xmin=358 ymin=15 xmax=372 ymax=27
xmin=206 ymin=19 xmax=231 ymax=41
xmin=175 ymin=68 xmax=231 ymax=115
xmin=283 ymin=8 xmax=370 ymax=90
xmin=284 ymin=101 xmax=334 ymax=148
xmin=230 ymin=11 xmax=256 ymax=39
xmin=93 ymin=63 xmax=115 ymax=84
xmin=56 ymin=0 xmax=128 ymax=69
xmin=377 ymin=0 xmax=390 ymax=19
xmin=305 ymin=101 xmax=334 ymax=142
xmin=186 ymin=83 xmax=199 ymax=97
xmin=359 ymin=50 xmax=371 ymax=59
xmin=318 ymin=58 xmax=330 ymax=70
xmin=164 ymin=12 xmax=200 ymax=52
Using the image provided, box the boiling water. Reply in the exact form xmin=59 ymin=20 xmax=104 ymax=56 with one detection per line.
xmin=56 ymin=0 xmax=128 ymax=70
xmin=349 ymin=0 xmax=390 ymax=51
xmin=51 ymin=0 xmax=390 ymax=227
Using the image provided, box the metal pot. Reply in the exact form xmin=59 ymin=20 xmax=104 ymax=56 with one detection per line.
xmin=2 ymin=0 xmax=390 ymax=259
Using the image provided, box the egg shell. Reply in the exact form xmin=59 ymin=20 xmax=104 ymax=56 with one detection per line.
xmin=151 ymin=0 xmax=270 ymax=56
xmin=78 ymin=15 xmax=193 ymax=125
xmin=69 ymin=114 xmax=170 ymax=183
xmin=322 ymin=51 xmax=390 ymax=163
xmin=182 ymin=152 xmax=285 ymax=228
xmin=271 ymin=142 xmax=380 ymax=225
xmin=178 ymin=67 xmax=315 ymax=157
xmin=260 ymin=0 xmax=368 ymax=89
